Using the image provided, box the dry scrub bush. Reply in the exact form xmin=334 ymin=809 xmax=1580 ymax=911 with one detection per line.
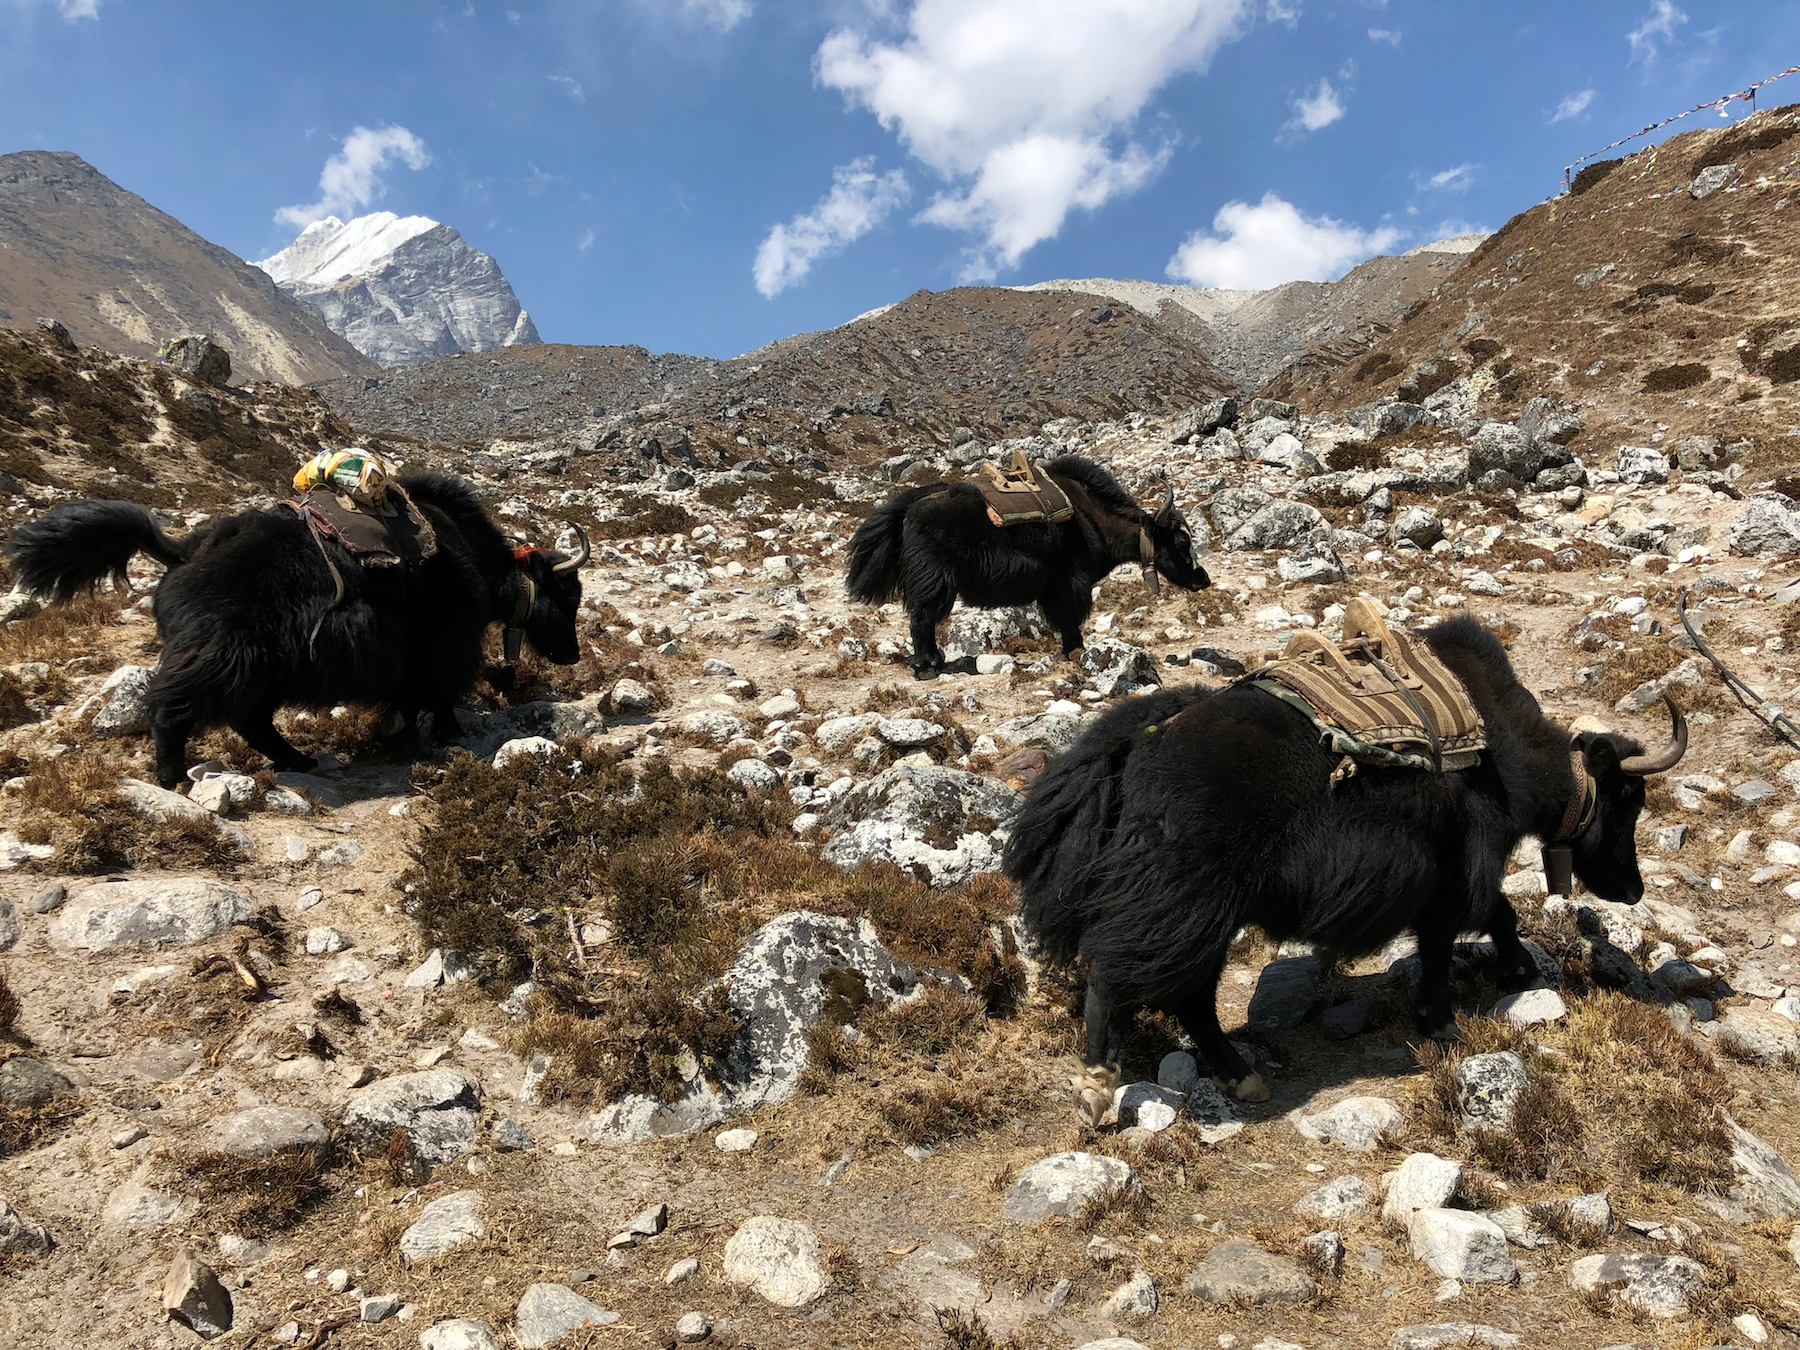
xmin=1416 ymin=992 xmax=1733 ymax=1193
xmin=167 ymin=1148 xmax=328 ymax=1236
xmin=408 ymin=745 xmax=1026 ymax=1106
xmin=16 ymin=751 xmax=245 ymax=873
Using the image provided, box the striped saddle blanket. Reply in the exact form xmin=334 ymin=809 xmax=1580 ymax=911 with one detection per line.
xmin=1245 ymin=598 xmax=1485 ymax=775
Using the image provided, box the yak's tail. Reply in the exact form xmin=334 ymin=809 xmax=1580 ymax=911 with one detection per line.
xmin=844 ymin=485 xmax=943 ymax=604
xmin=8 ymin=499 xmax=191 ymax=604
xmin=1005 ymin=686 xmax=1210 ymax=964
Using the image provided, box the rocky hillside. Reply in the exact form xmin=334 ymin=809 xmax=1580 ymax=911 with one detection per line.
xmin=1266 ymin=103 xmax=1800 ymax=475
xmin=1018 ymin=235 xmax=1485 ymax=392
xmin=0 ymin=153 xmax=375 ymax=386
xmin=317 ymin=286 xmax=1234 ymax=475
xmin=256 ymin=214 xmax=541 ymax=368
xmin=4 ymin=335 xmax=1800 ymax=1348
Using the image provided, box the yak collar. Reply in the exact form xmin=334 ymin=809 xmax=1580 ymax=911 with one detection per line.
xmin=1542 ymin=746 xmax=1598 ymax=897
xmin=504 ymin=549 xmax=540 ymax=661
xmin=1138 ymin=526 xmax=1159 ymax=599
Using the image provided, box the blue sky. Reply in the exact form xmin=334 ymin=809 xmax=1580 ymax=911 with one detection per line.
xmin=3 ymin=1 xmax=1798 ymax=360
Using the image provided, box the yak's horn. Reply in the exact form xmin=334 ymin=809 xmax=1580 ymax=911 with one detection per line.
xmin=552 ymin=524 xmax=590 ymax=574
xmin=1620 ymin=695 xmax=1688 ymax=776
xmin=1155 ymin=483 xmax=1175 ymax=524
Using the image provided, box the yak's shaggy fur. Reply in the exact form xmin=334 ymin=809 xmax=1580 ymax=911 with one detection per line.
xmin=845 ymin=456 xmax=1210 ymax=676
xmin=1005 ymin=617 xmax=1667 ymax=1101
xmin=8 ymin=472 xmax=583 ymax=786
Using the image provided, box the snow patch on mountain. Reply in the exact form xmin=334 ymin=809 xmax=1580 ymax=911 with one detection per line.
xmin=254 ymin=213 xmax=540 ymax=368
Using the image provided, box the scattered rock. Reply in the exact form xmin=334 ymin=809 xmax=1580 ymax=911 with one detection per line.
xmin=1183 ymin=1239 xmax=1316 ymax=1305
xmin=0 ymin=1198 xmax=52 ymax=1258
xmin=52 ymin=877 xmax=255 ymax=952
xmin=1100 ymin=1270 xmax=1158 ymax=1319
xmin=513 ymin=1283 xmax=621 ymax=1347
xmin=492 ymin=736 xmax=556 ymax=769
xmin=342 ymin=1070 xmax=482 ymax=1165
xmin=163 ymin=1246 xmax=233 ymax=1339
xmin=720 ymin=1216 xmax=827 ymax=1307
xmin=1294 ymin=1096 xmax=1406 ymax=1152
xmin=1455 ymin=1052 xmax=1529 ymax=1130
xmin=419 ymin=1320 xmax=502 ymax=1350
xmin=1567 ymin=1252 xmax=1704 ymax=1317
xmin=1717 ymin=1008 xmax=1800 ymax=1066
xmin=715 ymin=1128 xmax=758 ymax=1152
xmin=1382 ymin=1153 xmax=1463 ymax=1228
xmin=206 ymin=1106 xmax=330 ymax=1159
xmin=399 ymin=1191 xmax=487 ymax=1263
xmin=1295 ymin=1175 xmax=1375 ymax=1221
xmin=1247 ymin=956 xmax=1322 ymax=1030
xmin=1494 ymin=987 xmax=1567 ymax=1027
xmin=821 ymin=765 xmax=1021 ymax=888
xmin=100 ymin=1183 xmax=186 ymax=1233
xmin=92 ymin=665 xmax=153 ymax=735
xmin=1002 ymin=1152 xmax=1139 ymax=1223
xmin=0 ymin=1056 xmax=75 ymax=1109
xmin=1407 ymin=1209 xmax=1516 ymax=1283
xmin=675 ymin=1311 xmax=711 ymax=1343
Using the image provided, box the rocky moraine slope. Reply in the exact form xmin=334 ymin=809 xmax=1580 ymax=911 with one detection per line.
xmin=1 ymin=107 xmax=1800 ymax=1350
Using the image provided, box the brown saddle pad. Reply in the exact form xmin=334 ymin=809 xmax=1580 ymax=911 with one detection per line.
xmin=285 ymin=486 xmax=437 ymax=567
xmin=1247 ymin=598 xmax=1485 ymax=772
xmin=975 ymin=451 xmax=1072 ymax=526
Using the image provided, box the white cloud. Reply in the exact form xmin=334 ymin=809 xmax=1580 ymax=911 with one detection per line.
xmin=680 ymin=0 xmax=750 ymax=32
xmin=816 ymin=0 xmax=1251 ymax=279
xmin=550 ymin=74 xmax=585 ymax=102
xmin=577 ymin=227 xmax=597 ymax=254
xmin=1368 ymin=27 xmax=1400 ymax=45
xmin=1627 ymin=0 xmax=1685 ymax=63
xmin=275 ymin=126 xmax=431 ymax=231
xmin=1425 ymin=162 xmax=1477 ymax=192
xmin=7 ymin=0 xmax=103 ymax=18
xmin=1166 ymin=192 xmax=1401 ymax=290
xmin=753 ymin=158 xmax=910 ymax=297
xmin=1286 ymin=77 xmax=1346 ymax=135
xmin=1265 ymin=1 xmax=1300 ymax=28
xmin=1550 ymin=88 xmax=1594 ymax=123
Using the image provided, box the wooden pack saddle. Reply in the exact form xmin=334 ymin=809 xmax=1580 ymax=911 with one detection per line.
xmin=975 ymin=451 xmax=1073 ymax=527
xmin=1245 ymin=598 xmax=1485 ymax=776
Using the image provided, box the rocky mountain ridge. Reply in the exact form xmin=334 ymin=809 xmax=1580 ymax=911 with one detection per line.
xmin=1017 ymin=234 xmax=1486 ymax=392
xmin=256 ymin=213 xmax=540 ymax=369
xmin=0 ymin=152 xmax=374 ymax=386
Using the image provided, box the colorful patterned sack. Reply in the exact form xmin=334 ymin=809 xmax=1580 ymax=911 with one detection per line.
xmin=293 ymin=449 xmax=394 ymax=511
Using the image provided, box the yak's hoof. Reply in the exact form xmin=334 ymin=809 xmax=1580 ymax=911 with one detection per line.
xmin=1071 ymin=1066 xmax=1122 ymax=1127
xmin=1421 ymin=1019 xmax=1461 ymax=1043
xmin=1216 ymin=1072 xmax=1270 ymax=1104
xmin=911 ymin=666 xmax=940 ymax=682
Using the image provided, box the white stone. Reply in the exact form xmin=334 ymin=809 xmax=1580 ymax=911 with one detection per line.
xmin=399 ymin=1191 xmax=486 ymax=1263
xmin=1493 ymin=987 xmax=1567 ymax=1027
xmin=492 ymin=736 xmax=556 ymax=769
xmin=418 ymin=1319 xmax=501 ymax=1350
xmin=512 ymin=1283 xmax=620 ymax=1347
xmin=1407 ymin=1208 xmax=1516 ymax=1283
xmin=52 ymin=878 xmax=255 ymax=952
xmin=715 ymin=1128 xmax=758 ymax=1153
xmin=1002 ymin=1152 xmax=1138 ymax=1223
xmin=1382 ymin=1153 xmax=1463 ymax=1228
xmin=1294 ymin=1096 xmax=1406 ymax=1152
xmin=720 ymin=1216 xmax=827 ymax=1308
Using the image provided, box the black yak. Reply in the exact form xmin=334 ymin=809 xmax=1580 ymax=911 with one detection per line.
xmin=1003 ymin=615 xmax=1686 ymax=1122
xmin=845 ymin=456 xmax=1211 ymax=677
xmin=8 ymin=473 xmax=587 ymax=788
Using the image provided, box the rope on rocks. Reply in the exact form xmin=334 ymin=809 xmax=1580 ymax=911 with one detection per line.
xmin=1678 ymin=589 xmax=1800 ymax=752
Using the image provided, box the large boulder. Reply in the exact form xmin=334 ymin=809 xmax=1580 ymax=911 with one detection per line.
xmin=1732 ymin=494 xmax=1800 ymax=557
xmin=821 ymin=764 xmax=1022 ymax=888
xmin=341 ymin=1070 xmax=482 ymax=1165
xmin=1080 ymin=639 xmax=1160 ymax=697
xmin=205 ymin=1106 xmax=329 ymax=1159
xmin=513 ymin=1284 xmax=620 ymax=1346
xmin=1407 ymin=1208 xmax=1515 ymax=1283
xmin=399 ymin=1190 xmax=486 ymax=1263
xmin=1293 ymin=1096 xmax=1405 ymax=1152
xmin=1454 ymin=1052 xmax=1529 ymax=1130
xmin=159 ymin=334 xmax=232 ymax=386
xmin=585 ymin=912 xmax=969 ymax=1142
xmin=1567 ymin=1251 xmax=1703 ymax=1317
xmin=945 ymin=606 xmax=1036 ymax=658
xmin=92 ymin=665 xmax=153 ymax=735
xmin=52 ymin=878 xmax=255 ymax=952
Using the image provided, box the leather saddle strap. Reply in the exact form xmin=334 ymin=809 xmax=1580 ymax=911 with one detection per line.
xmin=294 ymin=505 xmax=348 ymax=656
xmin=1355 ymin=638 xmax=1443 ymax=771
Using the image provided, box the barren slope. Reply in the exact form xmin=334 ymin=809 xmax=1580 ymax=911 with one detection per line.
xmin=1266 ymin=103 xmax=1800 ymax=466
xmin=0 ymin=152 xmax=376 ymax=386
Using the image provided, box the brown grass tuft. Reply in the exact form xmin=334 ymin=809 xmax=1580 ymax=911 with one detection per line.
xmin=1077 ymin=1179 xmax=1151 ymax=1233
xmin=0 ymin=972 xmax=18 ymax=1037
xmin=16 ymin=751 xmax=245 ymax=874
xmin=514 ymin=983 xmax=742 ymax=1105
xmin=934 ymin=1307 xmax=1021 ymax=1350
xmin=880 ymin=1076 xmax=1010 ymax=1147
xmin=170 ymin=1147 xmax=328 ymax=1235
xmin=862 ymin=984 xmax=988 ymax=1056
